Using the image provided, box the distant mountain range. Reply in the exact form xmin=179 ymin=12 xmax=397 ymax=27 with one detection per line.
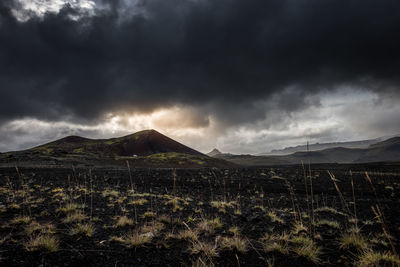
xmin=209 ymin=136 xmax=400 ymax=166
xmin=0 ymin=130 xmax=235 ymax=168
xmin=259 ymin=137 xmax=394 ymax=155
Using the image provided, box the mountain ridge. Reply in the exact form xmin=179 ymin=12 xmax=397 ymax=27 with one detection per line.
xmin=0 ymin=130 xmax=235 ymax=168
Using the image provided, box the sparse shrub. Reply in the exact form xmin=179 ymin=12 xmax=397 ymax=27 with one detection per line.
xmin=141 ymin=222 xmax=164 ymax=234
xmin=70 ymin=223 xmax=95 ymax=236
xmin=177 ymin=229 xmax=199 ymax=241
xmin=141 ymin=211 xmax=156 ymax=219
xmin=315 ymin=219 xmax=340 ymax=229
xmin=109 ymin=235 xmax=124 ymax=243
xmin=292 ymin=222 xmax=308 ymax=235
xmin=165 ymin=198 xmax=183 ymax=212
xmin=262 ymin=233 xmax=290 ymax=255
xmin=123 ymin=231 xmax=152 ymax=248
xmin=264 ymin=241 xmax=289 ymax=255
xmin=210 ymin=201 xmax=236 ymax=213
xmin=187 ymin=215 xmax=196 ymax=223
xmin=158 ymin=214 xmax=171 ymax=224
xmin=229 ymin=226 xmax=240 ymax=236
xmin=102 ymin=189 xmax=119 ymax=198
xmin=267 ymin=211 xmax=284 ymax=224
xmin=115 ymin=216 xmax=134 ymax=227
xmin=10 ymin=215 xmax=31 ymax=225
xmin=8 ymin=203 xmax=20 ymax=210
xmin=339 ymin=233 xmax=369 ymax=251
xmin=358 ymin=250 xmax=400 ymax=266
xmin=220 ymin=236 xmax=248 ymax=253
xmin=293 ymin=242 xmax=321 ymax=263
xmin=57 ymin=203 xmax=81 ymax=213
xmin=190 ymin=241 xmax=219 ymax=258
xmin=24 ymin=221 xmax=56 ymax=235
xmin=291 ymin=236 xmax=313 ymax=247
xmin=128 ymin=198 xmax=148 ymax=206
xmin=314 ymin=206 xmax=344 ymax=215
xmin=191 ymin=256 xmax=213 ymax=267
xmin=25 ymin=234 xmax=59 ymax=252
xmin=197 ymin=218 xmax=222 ymax=234
xmin=62 ymin=211 xmax=87 ymax=223
xmin=234 ymin=209 xmax=242 ymax=215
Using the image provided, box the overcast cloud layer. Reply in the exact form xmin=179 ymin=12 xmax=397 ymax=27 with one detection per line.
xmin=0 ymin=0 xmax=400 ymax=153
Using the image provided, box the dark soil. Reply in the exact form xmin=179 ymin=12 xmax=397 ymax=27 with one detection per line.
xmin=1 ymin=163 xmax=400 ymax=266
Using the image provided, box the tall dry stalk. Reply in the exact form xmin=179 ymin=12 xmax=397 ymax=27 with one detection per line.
xmin=371 ymin=205 xmax=397 ymax=255
xmin=285 ymin=180 xmax=302 ymax=225
xmin=89 ymin=169 xmax=93 ymax=219
xmin=366 ymin=172 xmax=397 ymax=256
xmin=171 ymin=168 xmax=177 ymax=196
xmin=308 ymin=162 xmax=315 ymax=237
xmin=350 ymin=170 xmax=359 ymax=232
xmin=126 ymin=160 xmax=134 ymax=192
xmin=327 ymin=171 xmax=350 ymax=215
xmin=301 ymin=161 xmax=310 ymax=220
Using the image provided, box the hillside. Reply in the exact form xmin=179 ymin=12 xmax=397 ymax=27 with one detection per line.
xmin=213 ymin=153 xmax=291 ymax=166
xmin=356 ymin=137 xmax=400 ymax=163
xmin=0 ymin=130 xmax=236 ymax=168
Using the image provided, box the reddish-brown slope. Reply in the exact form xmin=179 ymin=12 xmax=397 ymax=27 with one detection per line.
xmin=108 ymin=130 xmax=204 ymax=156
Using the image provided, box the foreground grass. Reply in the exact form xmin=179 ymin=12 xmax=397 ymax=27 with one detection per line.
xmin=0 ymin=167 xmax=399 ymax=266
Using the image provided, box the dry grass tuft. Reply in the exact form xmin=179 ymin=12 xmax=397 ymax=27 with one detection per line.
xmin=62 ymin=211 xmax=87 ymax=224
xmin=339 ymin=233 xmax=369 ymax=251
xmin=115 ymin=216 xmax=134 ymax=227
xmin=25 ymin=234 xmax=59 ymax=252
xmin=220 ymin=236 xmax=248 ymax=253
xmin=190 ymin=240 xmax=219 ymax=258
xmin=358 ymin=250 xmax=400 ymax=267
xmin=10 ymin=215 xmax=31 ymax=225
xmin=70 ymin=223 xmax=95 ymax=236
xmin=197 ymin=218 xmax=222 ymax=234
xmin=123 ymin=231 xmax=153 ymax=248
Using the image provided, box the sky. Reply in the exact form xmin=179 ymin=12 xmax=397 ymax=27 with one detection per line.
xmin=0 ymin=0 xmax=400 ymax=154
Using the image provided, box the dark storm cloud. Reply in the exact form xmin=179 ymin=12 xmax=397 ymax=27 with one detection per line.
xmin=1 ymin=0 xmax=400 ymax=125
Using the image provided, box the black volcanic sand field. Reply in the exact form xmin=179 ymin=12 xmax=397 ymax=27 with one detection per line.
xmin=1 ymin=163 xmax=400 ymax=266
